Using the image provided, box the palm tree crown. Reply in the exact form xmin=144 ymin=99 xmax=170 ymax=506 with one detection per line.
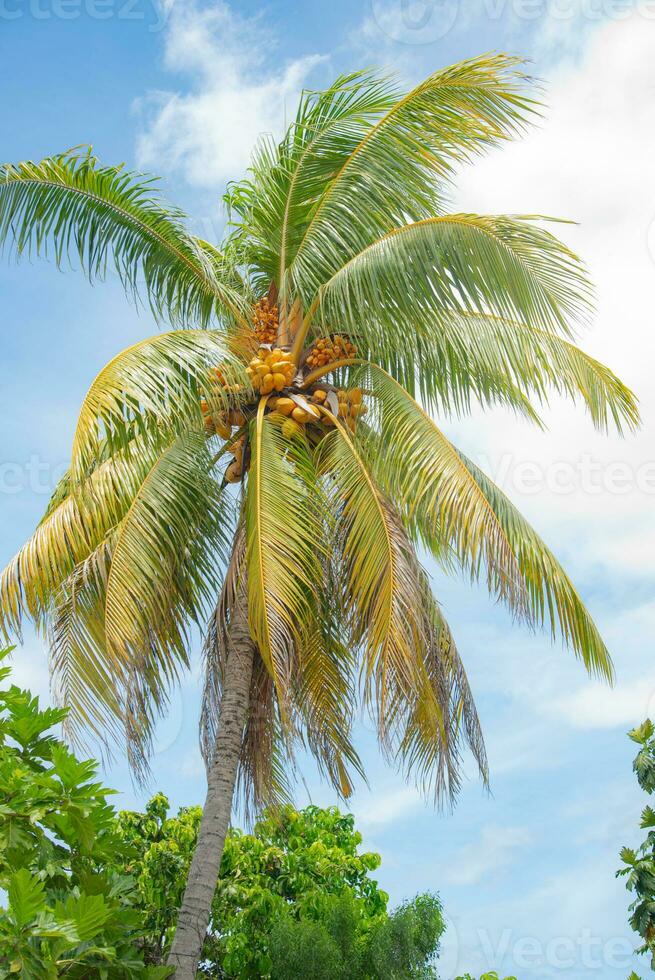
xmin=0 ymin=55 xmax=637 ymax=813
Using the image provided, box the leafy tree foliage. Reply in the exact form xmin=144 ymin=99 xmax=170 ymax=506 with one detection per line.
xmin=0 ymin=647 xmax=169 ymax=978
xmin=111 ymin=797 xmax=444 ymax=978
xmin=0 ymin=653 xmax=444 ymax=978
xmin=617 ymin=720 xmax=655 ymax=973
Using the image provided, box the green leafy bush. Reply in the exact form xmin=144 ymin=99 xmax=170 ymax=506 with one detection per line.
xmin=0 ymin=647 xmax=169 ymax=978
xmin=617 ymin=719 xmax=655 ymax=973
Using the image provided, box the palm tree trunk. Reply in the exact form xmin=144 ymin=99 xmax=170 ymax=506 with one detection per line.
xmin=167 ymin=583 xmax=255 ymax=978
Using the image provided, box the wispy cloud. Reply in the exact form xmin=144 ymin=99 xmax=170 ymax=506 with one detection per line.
xmin=551 ymin=672 xmax=655 ymax=730
xmin=445 ymin=825 xmax=532 ymax=886
xmin=351 ymin=785 xmax=422 ymax=828
xmin=134 ymin=0 xmax=325 ymax=189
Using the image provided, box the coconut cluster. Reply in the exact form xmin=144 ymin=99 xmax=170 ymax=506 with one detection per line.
xmin=252 ymin=296 xmax=279 ymax=345
xmin=200 ymin=302 xmax=368 ymax=483
xmin=246 ymin=348 xmax=296 ymax=394
xmin=305 ymin=335 xmax=357 ymax=369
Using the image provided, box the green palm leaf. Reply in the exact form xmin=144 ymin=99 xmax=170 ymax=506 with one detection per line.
xmin=355 ymin=366 xmax=529 ymax=616
xmin=224 ymin=70 xmax=398 ymax=289
xmin=245 ymin=404 xmax=325 ymax=702
xmin=70 ymin=330 xmax=250 ymax=479
xmin=288 ymin=54 xmax=537 ymax=292
xmin=408 ymin=311 xmax=638 ymax=430
xmin=104 ymin=433 xmax=229 ymax=667
xmin=315 ymin=418 xmax=442 ymax=732
xmin=0 ymin=147 xmax=249 ymax=327
xmin=316 ymin=214 xmax=592 ymax=356
xmin=458 ymin=452 xmax=614 ymax=680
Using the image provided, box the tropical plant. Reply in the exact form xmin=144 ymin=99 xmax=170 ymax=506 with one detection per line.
xmin=0 ymin=55 xmax=638 ymax=976
xmin=455 ymin=974 xmax=518 ymax=980
xmin=617 ymin=720 xmax=655 ymax=973
xmin=0 ymin=646 xmax=170 ymax=979
xmin=111 ymin=798 xmax=443 ymax=977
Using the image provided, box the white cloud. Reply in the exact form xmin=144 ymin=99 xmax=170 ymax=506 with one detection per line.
xmin=350 ymin=785 xmax=422 ymax=827
xmin=135 ymin=0 xmax=326 ymax=188
xmin=445 ymin=825 xmax=532 ymax=885
xmin=552 ymin=672 xmax=655 ymax=729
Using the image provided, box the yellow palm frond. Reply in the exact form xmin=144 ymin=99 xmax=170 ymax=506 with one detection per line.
xmin=295 ymin=566 xmax=365 ymax=800
xmin=245 ymin=403 xmax=325 ymax=703
xmin=104 ymin=433 xmax=229 ymax=666
xmin=71 ymin=330 xmax=250 ymax=479
xmin=48 ymin=534 xmax=123 ymax=755
xmin=0 ymin=445 xmax=158 ymax=638
xmin=393 ymin=583 xmax=488 ymax=803
xmin=458 ymin=453 xmax=614 ymax=680
xmin=315 ymin=417 xmax=435 ymax=732
xmin=359 ymin=366 xmax=530 ymax=617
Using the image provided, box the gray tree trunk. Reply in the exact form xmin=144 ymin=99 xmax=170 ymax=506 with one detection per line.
xmin=167 ymin=584 xmax=255 ymax=978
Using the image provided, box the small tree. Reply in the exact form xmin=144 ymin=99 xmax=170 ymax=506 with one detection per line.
xmin=617 ymin=720 xmax=655 ymax=976
xmin=268 ymin=892 xmax=445 ymax=979
xmin=0 ymin=647 xmax=169 ymax=978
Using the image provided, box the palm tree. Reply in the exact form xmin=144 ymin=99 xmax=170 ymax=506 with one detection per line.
xmin=0 ymin=56 xmax=638 ymax=976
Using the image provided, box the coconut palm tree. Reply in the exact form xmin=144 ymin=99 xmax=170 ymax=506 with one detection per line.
xmin=0 ymin=56 xmax=638 ymax=976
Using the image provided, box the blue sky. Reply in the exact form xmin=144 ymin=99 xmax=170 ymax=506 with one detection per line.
xmin=2 ymin=1 xmax=655 ymax=976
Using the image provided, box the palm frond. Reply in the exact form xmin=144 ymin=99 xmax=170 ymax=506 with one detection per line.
xmin=288 ymin=54 xmax=538 ymax=293
xmin=316 ymin=215 xmax=592 ymax=374
xmin=0 ymin=445 xmax=159 ymax=638
xmin=38 ymin=436 xmax=235 ymax=778
xmin=458 ymin=452 xmax=614 ymax=680
xmin=315 ymin=419 xmax=439 ymax=733
xmin=394 ymin=581 xmax=488 ymax=803
xmin=104 ymin=433 xmax=230 ymax=668
xmin=295 ymin=553 xmax=365 ymax=800
xmin=224 ymin=70 xmax=399 ymax=289
xmin=311 ymin=302 xmax=637 ymax=430
xmin=0 ymin=147 xmax=250 ymax=327
xmin=356 ymin=366 xmax=529 ymax=616
xmin=411 ymin=310 xmax=638 ymax=430
xmin=245 ymin=404 xmax=325 ymax=703
xmin=204 ymin=519 xmax=363 ymax=811
xmin=70 ymin=330 xmax=251 ymax=479
xmin=48 ymin=534 xmax=123 ymax=755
